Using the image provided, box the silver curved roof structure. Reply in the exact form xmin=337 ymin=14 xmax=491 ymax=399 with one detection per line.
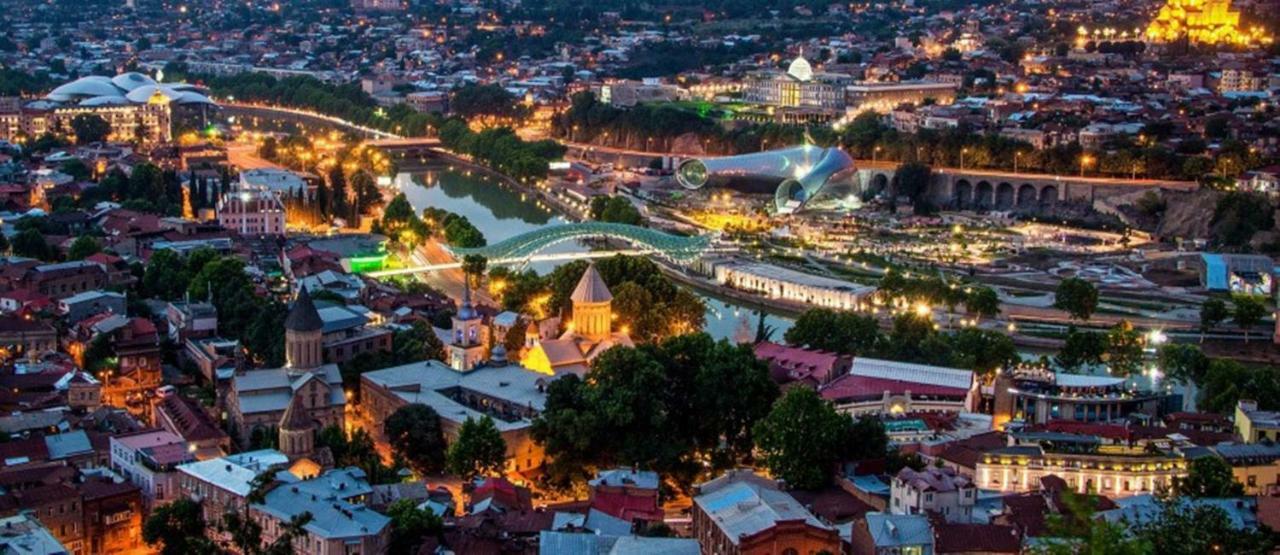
xmin=111 ymin=72 xmax=157 ymax=91
xmin=675 ymin=144 xmax=859 ymax=213
xmin=44 ymin=74 xmax=213 ymax=107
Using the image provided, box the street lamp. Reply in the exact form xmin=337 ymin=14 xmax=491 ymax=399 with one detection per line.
xmin=1014 ymin=151 xmax=1023 ymax=174
xmin=1079 ymin=154 xmax=1094 ymax=177
xmin=960 ymin=147 xmax=969 ymax=170
xmin=873 ymin=145 xmax=882 ymax=164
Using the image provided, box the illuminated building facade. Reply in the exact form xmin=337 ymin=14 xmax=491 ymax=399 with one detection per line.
xmin=743 ymin=55 xmax=852 ymax=111
xmin=0 ymin=73 xmax=214 ymax=144
xmin=975 ymin=432 xmax=1188 ymax=498
xmin=1145 ymin=0 xmax=1272 ymax=46
xmin=217 ymin=189 xmax=286 ymax=237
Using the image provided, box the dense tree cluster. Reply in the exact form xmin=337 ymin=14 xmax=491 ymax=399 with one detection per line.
xmin=385 ymin=404 xmax=448 ymax=477
xmin=588 ymin=195 xmax=645 ymax=225
xmin=449 ymin=83 xmax=531 ymax=125
xmin=140 ymin=248 xmax=287 ymax=367
xmin=421 ymin=206 xmax=487 ymax=248
xmin=787 ymin=309 xmax=1020 ymax=377
xmin=532 ymin=333 xmax=780 ymax=491
xmin=436 ymin=120 xmax=565 ymax=184
xmin=754 ymin=387 xmax=888 ymax=489
xmin=81 ymin=164 xmax=186 ymax=216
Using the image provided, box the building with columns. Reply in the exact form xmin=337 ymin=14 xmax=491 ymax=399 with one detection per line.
xmin=974 ymin=431 xmax=1187 ymax=498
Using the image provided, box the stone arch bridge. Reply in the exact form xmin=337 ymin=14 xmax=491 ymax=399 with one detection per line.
xmin=855 ymin=164 xmax=1197 ymax=212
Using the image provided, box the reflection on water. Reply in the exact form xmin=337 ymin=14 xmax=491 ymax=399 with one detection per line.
xmin=399 ymin=167 xmax=795 ymax=341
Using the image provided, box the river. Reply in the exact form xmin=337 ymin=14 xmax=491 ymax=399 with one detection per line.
xmin=396 ymin=166 xmax=795 ymax=342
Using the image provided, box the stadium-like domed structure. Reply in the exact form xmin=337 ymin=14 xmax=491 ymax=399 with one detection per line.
xmin=45 ymin=72 xmax=213 ymax=106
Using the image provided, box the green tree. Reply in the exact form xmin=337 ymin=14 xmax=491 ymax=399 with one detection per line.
xmin=895 ymin=162 xmax=935 ymax=213
xmin=1103 ymin=320 xmax=1144 ymax=377
xmin=70 ymin=113 xmax=111 ymax=144
xmin=1133 ymin=498 xmax=1275 ymax=555
xmin=1157 ymin=344 xmax=1210 ymax=385
xmin=66 ymin=235 xmax=101 ymax=260
xmin=1199 ymin=297 xmax=1229 ymax=341
xmin=1231 ymin=295 xmax=1266 ymax=343
xmin=948 ymin=328 xmax=1019 ymax=377
xmin=1176 ymin=456 xmax=1244 ymax=497
xmin=784 ymin=308 xmax=881 ymax=355
xmin=392 ymin=320 xmax=446 ymax=364
xmin=386 ymin=498 xmax=443 ymax=555
xmin=752 ymin=388 xmax=850 ymax=489
xmin=461 ymin=254 xmax=488 ymax=288
xmin=1034 ymin=489 xmax=1151 ymax=554
xmin=11 ymin=228 xmax=54 ymax=261
xmin=1054 ymin=277 xmax=1098 ymax=321
xmin=142 ymin=498 xmax=218 ymax=555
xmin=445 ymin=416 xmax=507 ymax=480
xmin=965 ymin=286 xmax=1001 ymax=319
xmin=1211 ymin=192 xmax=1274 ymax=248
xmin=381 ymin=192 xmax=417 ymax=238
xmin=385 ymin=404 xmax=447 ymax=476
xmin=1055 ymin=328 xmax=1106 ymax=372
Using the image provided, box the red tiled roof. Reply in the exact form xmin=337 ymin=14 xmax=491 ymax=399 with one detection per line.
xmin=591 ymin=491 xmax=662 ymax=523
xmin=755 ymin=341 xmax=845 ymax=383
xmin=820 ymin=374 xmax=969 ymax=403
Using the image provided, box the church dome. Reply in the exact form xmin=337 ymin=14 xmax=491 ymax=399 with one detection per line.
xmin=787 ymin=55 xmax=813 ymax=82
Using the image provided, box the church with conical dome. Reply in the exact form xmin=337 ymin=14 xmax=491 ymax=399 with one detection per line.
xmin=522 ymin=263 xmax=633 ymax=375
xmin=226 ymin=286 xmax=346 ymax=450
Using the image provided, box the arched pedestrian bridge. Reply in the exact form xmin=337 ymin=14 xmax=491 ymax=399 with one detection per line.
xmin=366 ymin=223 xmax=712 ymax=277
xmin=452 ymin=222 xmax=711 ymax=261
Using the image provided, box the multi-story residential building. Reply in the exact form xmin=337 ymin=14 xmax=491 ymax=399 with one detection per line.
xmin=691 ymin=470 xmax=840 ymax=555
xmin=975 ymin=432 xmax=1188 ymax=498
xmin=109 ymin=430 xmax=195 ymax=509
xmin=0 ymin=316 xmax=58 ymax=359
xmin=57 ymin=291 xmax=126 ymax=325
xmin=151 ymin=391 xmax=231 ymax=459
xmin=8 ymin=262 xmax=108 ymax=300
xmin=1235 ymin=400 xmax=1280 ymax=443
xmin=218 ymin=189 xmax=286 ymax=237
xmin=1212 ymin=443 xmax=1280 ymax=495
xmin=178 ymin=450 xmax=290 ymax=538
xmin=1219 ymin=65 xmax=1267 ymax=92
xmin=164 ymin=300 xmax=218 ymax=343
xmin=890 ymin=467 xmax=977 ymax=523
xmin=251 ymin=469 xmax=391 ymax=555
xmin=315 ymin=303 xmax=393 ymax=365
xmin=850 ymin=513 xmax=935 ymax=555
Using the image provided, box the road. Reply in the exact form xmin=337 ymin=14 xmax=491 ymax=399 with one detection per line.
xmin=226 ymin=143 xmax=283 ymax=170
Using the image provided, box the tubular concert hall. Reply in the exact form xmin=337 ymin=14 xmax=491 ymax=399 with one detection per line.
xmin=675 ymin=144 xmax=860 ymax=214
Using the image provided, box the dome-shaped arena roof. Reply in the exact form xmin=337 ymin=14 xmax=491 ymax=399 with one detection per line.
xmin=79 ymin=96 xmax=133 ymax=107
xmin=111 ymin=72 xmax=157 ymax=91
xmin=48 ymin=76 xmax=124 ymax=101
xmin=44 ymin=73 xmax=214 ymax=107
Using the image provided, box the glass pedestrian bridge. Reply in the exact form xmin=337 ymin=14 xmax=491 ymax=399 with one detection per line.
xmin=450 ymin=222 xmax=711 ymax=262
